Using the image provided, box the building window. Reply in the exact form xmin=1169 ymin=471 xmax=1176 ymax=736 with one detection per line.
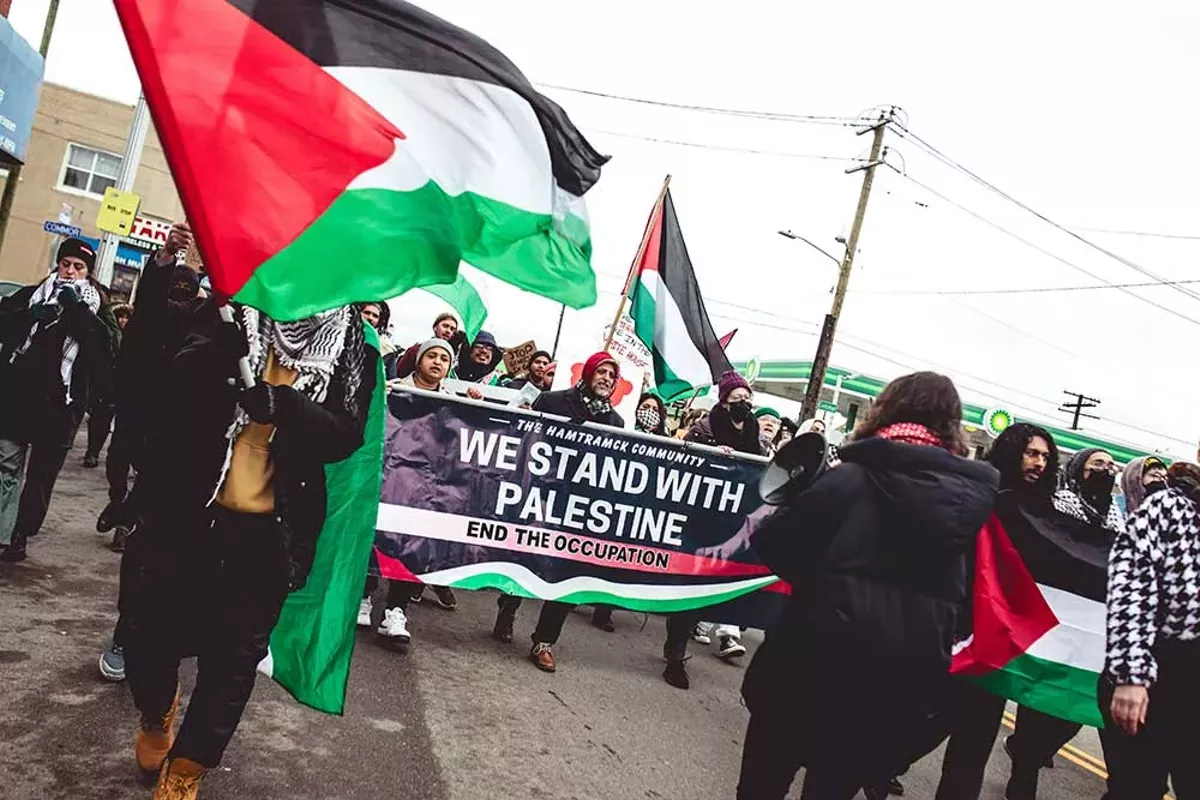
xmin=58 ymin=143 xmax=122 ymax=197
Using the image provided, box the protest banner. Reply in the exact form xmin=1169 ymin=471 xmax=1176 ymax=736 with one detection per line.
xmin=372 ymin=388 xmax=786 ymax=627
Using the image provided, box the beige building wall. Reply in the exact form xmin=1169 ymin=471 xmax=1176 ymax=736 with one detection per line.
xmin=0 ymin=83 xmax=183 ymax=287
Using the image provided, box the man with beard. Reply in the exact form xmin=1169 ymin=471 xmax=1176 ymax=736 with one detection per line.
xmin=391 ymin=311 xmax=460 ymax=379
xmin=123 ymin=295 xmax=376 ymax=799
xmin=0 ymin=238 xmax=108 ymax=562
xmin=492 ymin=352 xmax=624 ymax=672
xmin=934 ymin=422 xmax=1058 ymax=800
xmin=503 ymin=349 xmax=553 ymax=392
xmin=452 ymin=329 xmax=503 ymax=385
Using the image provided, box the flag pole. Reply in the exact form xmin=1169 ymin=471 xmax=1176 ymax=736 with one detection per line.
xmin=603 ymin=174 xmax=671 ymax=352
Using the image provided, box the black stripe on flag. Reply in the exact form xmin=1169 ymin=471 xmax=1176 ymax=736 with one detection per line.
xmin=658 ymin=191 xmax=734 ymax=383
xmin=225 ymin=0 xmax=609 ymax=196
xmin=996 ymin=496 xmax=1111 ymax=603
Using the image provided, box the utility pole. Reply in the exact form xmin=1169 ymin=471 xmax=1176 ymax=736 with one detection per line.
xmin=93 ymin=92 xmax=151 ymax=287
xmin=799 ymin=111 xmax=891 ymax=421
xmin=1059 ymin=391 xmax=1101 ymax=431
xmin=0 ymin=0 xmax=60 ymax=256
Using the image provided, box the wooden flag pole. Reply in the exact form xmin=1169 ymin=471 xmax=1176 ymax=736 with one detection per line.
xmin=603 ymin=174 xmax=671 ymax=353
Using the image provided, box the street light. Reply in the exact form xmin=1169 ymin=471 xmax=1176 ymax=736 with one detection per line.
xmin=777 ymin=230 xmax=843 ymax=268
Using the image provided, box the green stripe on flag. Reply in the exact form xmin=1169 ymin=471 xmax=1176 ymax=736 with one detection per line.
xmin=266 ymin=324 xmax=386 ymax=714
xmin=968 ymin=651 xmax=1104 ymax=728
xmin=421 ymin=273 xmax=489 ymax=339
xmin=233 ymin=183 xmax=597 ymax=321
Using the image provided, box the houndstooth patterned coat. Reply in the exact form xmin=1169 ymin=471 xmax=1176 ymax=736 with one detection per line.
xmin=1105 ymin=488 xmax=1200 ymax=686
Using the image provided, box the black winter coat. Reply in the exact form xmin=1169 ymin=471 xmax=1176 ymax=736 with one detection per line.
xmin=684 ymin=405 xmax=763 ymax=455
xmin=532 ymin=387 xmax=624 ymax=429
xmin=0 ymin=284 xmax=109 ymax=445
xmin=136 ymin=305 xmax=378 ymax=590
xmin=742 ymin=437 xmax=998 ymax=780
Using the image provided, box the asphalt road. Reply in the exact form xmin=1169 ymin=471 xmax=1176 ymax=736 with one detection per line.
xmin=0 ymin=445 xmax=1113 ymax=800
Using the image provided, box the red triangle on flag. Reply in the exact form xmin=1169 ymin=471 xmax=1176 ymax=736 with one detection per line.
xmin=951 ymin=513 xmax=1060 ymax=676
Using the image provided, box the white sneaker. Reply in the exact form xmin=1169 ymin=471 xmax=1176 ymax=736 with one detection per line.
xmin=377 ymin=607 xmax=411 ymax=643
xmin=357 ymin=598 xmax=372 ymax=628
xmin=717 ymin=635 xmax=747 ymax=659
xmin=691 ymin=622 xmax=713 ymax=646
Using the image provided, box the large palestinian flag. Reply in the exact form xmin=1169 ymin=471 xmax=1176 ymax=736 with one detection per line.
xmin=952 ymin=495 xmax=1110 ymax=727
xmin=628 ymin=188 xmax=734 ymax=398
xmin=113 ymin=0 xmax=608 ymax=321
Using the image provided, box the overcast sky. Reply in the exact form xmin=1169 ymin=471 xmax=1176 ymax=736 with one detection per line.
xmin=10 ymin=0 xmax=1200 ymax=456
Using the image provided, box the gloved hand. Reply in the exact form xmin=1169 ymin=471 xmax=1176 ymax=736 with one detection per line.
xmin=239 ymin=383 xmax=276 ymax=424
xmin=30 ymin=303 xmax=60 ymax=322
xmin=213 ymin=321 xmax=249 ymax=361
xmin=57 ymin=284 xmax=81 ymax=306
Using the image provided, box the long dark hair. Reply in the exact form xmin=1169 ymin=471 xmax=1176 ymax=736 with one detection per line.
xmin=854 ymin=371 xmax=967 ymax=455
xmin=986 ymin=422 xmax=1059 ymax=498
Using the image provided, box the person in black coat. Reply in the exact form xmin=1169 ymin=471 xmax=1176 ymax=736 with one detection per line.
xmin=0 ymin=238 xmax=109 ymax=562
xmin=122 ymin=294 xmax=377 ymax=795
xmin=737 ymin=372 xmax=999 ymax=800
xmin=492 ymin=352 xmax=624 ymax=672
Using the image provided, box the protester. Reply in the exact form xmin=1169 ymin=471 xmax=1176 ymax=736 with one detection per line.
xmin=392 ymin=311 xmax=461 ymax=379
xmin=1102 ymin=463 xmax=1200 ymax=797
xmin=674 ymin=407 xmax=707 ymax=440
xmin=360 ymin=301 xmax=398 ymax=377
xmin=1052 ymin=447 xmax=1125 ymax=532
xmin=934 ymin=422 xmax=1059 ymax=800
xmin=452 ymin=330 xmax=503 ymax=385
xmin=797 ymin=418 xmax=825 ymax=437
xmin=1119 ymin=455 xmax=1168 ymax=516
xmin=121 ymin=296 xmax=377 ymax=798
xmin=737 ymin=372 xmax=998 ymax=800
xmin=587 ymin=392 xmax=669 ymax=635
xmin=754 ymin=407 xmax=782 ymax=454
xmin=1004 ymin=444 xmax=1124 ymax=800
xmin=493 ymin=352 xmax=624 ymax=672
xmin=503 ymin=349 xmax=553 ymax=392
xmin=82 ymin=301 xmax=132 ymax=468
xmin=367 ymin=337 xmax=461 ymax=635
xmin=673 ymin=371 xmax=764 ymax=666
xmin=774 ymin=417 xmax=798 ymax=450
xmin=0 ymin=238 xmax=108 ymax=562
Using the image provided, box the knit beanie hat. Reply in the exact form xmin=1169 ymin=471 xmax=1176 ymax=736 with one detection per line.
xmin=717 ymin=370 xmax=750 ymax=402
xmin=56 ymin=238 xmax=97 ymax=273
xmin=417 ymin=338 xmax=454 ymax=363
xmin=754 ymin=407 xmax=781 ymax=421
xmin=582 ymin=352 xmax=619 ymax=382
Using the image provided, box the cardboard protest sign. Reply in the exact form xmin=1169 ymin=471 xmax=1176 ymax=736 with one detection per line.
xmin=502 ymin=339 xmax=538 ymax=377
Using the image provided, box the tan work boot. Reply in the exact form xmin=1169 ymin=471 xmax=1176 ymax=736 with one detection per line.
xmin=153 ymin=757 xmax=205 ymax=800
xmin=136 ymin=690 xmax=180 ymax=773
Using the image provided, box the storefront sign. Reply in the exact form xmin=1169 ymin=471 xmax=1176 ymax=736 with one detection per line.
xmin=122 ymin=215 xmax=173 ymax=248
xmin=0 ymin=17 xmax=43 ymax=164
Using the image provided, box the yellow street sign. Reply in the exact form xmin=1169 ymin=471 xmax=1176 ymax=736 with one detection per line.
xmin=96 ymin=187 xmax=142 ymax=236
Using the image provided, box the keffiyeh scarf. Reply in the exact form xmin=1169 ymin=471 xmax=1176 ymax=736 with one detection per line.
xmin=573 ymin=380 xmax=614 ymax=418
xmin=874 ymin=422 xmax=945 ymax=450
xmin=14 ymin=276 xmax=102 ymax=402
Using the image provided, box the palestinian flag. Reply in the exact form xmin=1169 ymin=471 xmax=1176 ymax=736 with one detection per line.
xmin=952 ymin=496 xmax=1110 ymax=727
xmin=628 ymin=187 xmax=733 ymax=398
xmin=258 ymin=329 xmax=387 ymax=714
xmin=114 ymin=0 xmax=608 ymax=321
xmin=421 ymin=272 xmax=488 ymax=339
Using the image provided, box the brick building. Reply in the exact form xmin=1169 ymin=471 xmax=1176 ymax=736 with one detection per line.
xmin=0 ymin=83 xmax=183 ymax=299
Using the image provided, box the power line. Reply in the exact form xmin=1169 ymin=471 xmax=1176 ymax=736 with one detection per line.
xmin=887 ymin=165 xmax=1200 ymax=328
xmin=1073 ymin=227 xmax=1200 ymax=241
xmin=582 ymin=127 xmax=866 ymax=162
xmin=853 ymin=277 xmax=1200 ymax=297
xmin=890 ymin=124 xmax=1200 ymax=304
xmin=538 ymin=82 xmax=862 ymax=126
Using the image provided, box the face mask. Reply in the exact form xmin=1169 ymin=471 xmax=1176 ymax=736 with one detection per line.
xmin=1144 ymin=480 xmax=1168 ymax=497
xmin=1082 ymin=470 xmax=1115 ymax=499
xmin=635 ymin=407 xmax=661 ymax=432
xmin=728 ymin=400 xmax=753 ymax=422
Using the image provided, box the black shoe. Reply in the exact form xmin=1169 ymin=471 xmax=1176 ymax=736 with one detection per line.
xmin=888 ymin=777 xmax=905 ymax=797
xmin=663 ymin=659 xmax=690 ymax=690
xmin=0 ymin=544 xmax=27 ymax=563
xmin=82 ymin=454 xmax=100 ymax=468
xmin=591 ymin=610 xmax=615 ymax=632
xmin=110 ymin=527 xmax=129 ymax=553
xmin=1005 ymin=768 xmax=1038 ymax=800
xmin=97 ymin=502 xmax=121 ymax=533
xmin=431 ymin=586 xmax=457 ymax=610
xmin=492 ymin=614 xmax=514 ymax=643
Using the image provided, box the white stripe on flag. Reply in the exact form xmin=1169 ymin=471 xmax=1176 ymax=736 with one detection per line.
xmin=1026 ymin=583 xmax=1107 ymax=674
xmin=639 ymin=270 xmax=713 ymax=386
xmin=327 ymin=67 xmax=557 ymax=214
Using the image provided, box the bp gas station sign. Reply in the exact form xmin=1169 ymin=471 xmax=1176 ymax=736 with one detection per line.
xmin=982 ymin=408 xmax=1014 ymax=438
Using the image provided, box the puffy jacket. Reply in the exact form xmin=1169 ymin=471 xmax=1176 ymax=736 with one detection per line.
xmin=743 ymin=436 xmax=998 ymax=778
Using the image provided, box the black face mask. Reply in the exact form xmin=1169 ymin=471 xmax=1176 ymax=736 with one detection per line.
xmin=1144 ymin=480 xmax=1168 ymax=497
xmin=1081 ymin=471 xmax=1115 ymax=500
xmin=728 ymin=400 xmax=753 ymax=422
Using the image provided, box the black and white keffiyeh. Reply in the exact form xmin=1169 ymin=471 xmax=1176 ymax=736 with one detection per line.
xmin=226 ymin=305 xmax=353 ymax=441
xmin=13 ymin=276 xmax=102 ymax=402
